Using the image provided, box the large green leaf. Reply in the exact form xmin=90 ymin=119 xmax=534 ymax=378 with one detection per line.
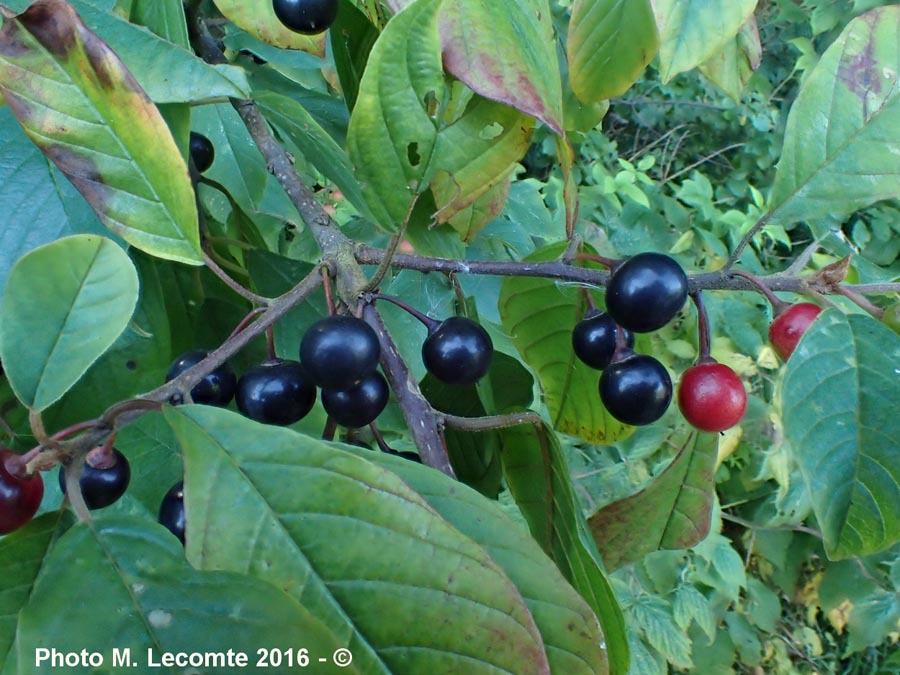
xmin=498 ymin=244 xmax=631 ymax=444
xmin=130 ymin=0 xmax=189 ymax=47
xmin=329 ymin=0 xmax=380 ymax=112
xmin=0 ymin=106 xmax=105 ymax=291
xmin=0 ymin=0 xmax=202 ymax=264
xmin=783 ymin=310 xmax=900 ymax=559
xmin=0 ymin=236 xmax=138 ymax=411
xmin=343 ymin=445 xmax=610 ymax=675
xmin=697 ymin=15 xmax=761 ymax=100
xmin=769 ymin=6 xmax=900 ymax=224
xmin=165 ymin=405 xmax=552 ymax=675
xmin=567 ymin=0 xmax=659 ymax=102
xmin=653 ymin=0 xmax=758 ymax=83
xmin=499 ymin=423 xmax=629 ymax=675
xmin=15 ymin=516 xmax=355 ymax=674
xmin=587 ymin=431 xmax=718 ymax=571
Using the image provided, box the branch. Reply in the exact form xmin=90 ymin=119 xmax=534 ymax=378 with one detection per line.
xmin=726 ymin=210 xmax=775 ymax=269
xmin=440 ymin=411 xmax=543 ymax=431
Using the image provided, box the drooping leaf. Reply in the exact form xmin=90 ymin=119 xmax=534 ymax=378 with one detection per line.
xmin=783 ymin=309 xmax=900 ymax=559
xmin=0 ymin=106 xmax=106 ymax=291
xmin=587 ymin=431 xmax=718 ymax=571
xmin=0 ymin=236 xmax=139 ymax=411
xmin=165 ymin=405 xmax=552 ymax=675
xmin=0 ymin=0 xmax=202 ymax=264
xmin=698 ymin=15 xmax=762 ymax=100
xmin=499 ymin=422 xmax=630 ymax=675
xmin=15 ymin=516 xmax=356 ymax=675
xmin=567 ymin=0 xmax=659 ymax=102
xmin=769 ymin=6 xmax=900 ymax=224
xmin=653 ymin=0 xmax=758 ymax=83
xmin=211 ymin=0 xmax=326 ymax=54
xmin=342 ymin=445 xmax=610 ymax=675
xmin=498 ymin=244 xmax=631 ymax=444
xmin=329 ymin=0 xmax=380 ymax=112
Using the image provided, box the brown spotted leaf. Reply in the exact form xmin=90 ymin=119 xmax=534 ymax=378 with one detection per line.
xmin=588 ymin=431 xmax=718 ymax=571
xmin=0 ymin=0 xmax=201 ymax=264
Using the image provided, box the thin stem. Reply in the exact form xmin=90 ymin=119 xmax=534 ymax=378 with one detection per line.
xmin=322 ymin=417 xmax=337 ymax=442
xmin=721 ymin=512 xmax=823 ymax=539
xmin=691 ymin=291 xmax=713 ymax=362
xmin=226 ymin=306 xmax=267 ymax=341
xmin=368 ymin=293 xmax=437 ymax=330
xmin=369 ymin=423 xmax=393 ymax=453
xmin=659 ymin=143 xmax=745 ymax=187
xmin=86 ymin=433 xmax=118 ymax=470
xmin=837 ymin=286 xmax=885 ymax=319
xmin=730 ymin=269 xmax=788 ymax=312
xmin=726 ymin=210 xmax=774 ymax=269
xmin=362 ymin=195 xmax=418 ymax=293
xmin=322 ymin=266 xmax=336 ymax=314
xmin=573 ymin=252 xmax=619 ymax=269
xmin=581 ymin=287 xmax=598 ymax=312
xmin=266 ymin=326 xmax=276 ymax=359
xmin=440 ymin=411 xmax=543 ymax=431
xmin=201 ymin=249 xmax=269 ymax=305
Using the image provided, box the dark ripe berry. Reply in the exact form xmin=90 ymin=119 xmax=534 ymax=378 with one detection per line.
xmin=159 ymin=481 xmax=186 ymax=544
xmin=58 ymin=447 xmax=131 ymax=510
xmin=422 ymin=317 xmax=493 ymax=386
xmin=769 ymin=303 xmax=823 ymax=361
xmin=678 ymin=362 xmax=747 ymax=432
xmin=165 ymin=350 xmax=237 ymax=407
xmin=300 ymin=316 xmax=381 ymax=391
xmin=605 ymin=252 xmax=688 ymax=333
xmin=321 ymin=371 xmax=389 ymax=428
xmin=599 ymin=353 xmax=673 ymax=426
xmin=236 ymin=359 xmax=317 ymax=426
xmin=0 ymin=449 xmax=44 ymax=534
xmin=572 ymin=311 xmax=635 ymax=370
xmin=273 ymin=0 xmax=339 ymax=35
xmin=189 ymin=132 xmax=214 ymax=173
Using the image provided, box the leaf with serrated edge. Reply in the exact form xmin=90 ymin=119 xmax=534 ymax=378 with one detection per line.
xmin=0 ymin=0 xmax=202 ymax=264
xmin=769 ymin=7 xmax=900 ymax=224
xmin=15 ymin=516 xmax=355 ymax=675
xmin=653 ymin=0 xmax=758 ymax=83
xmin=568 ymin=0 xmax=659 ymax=102
xmin=783 ymin=310 xmax=900 ymax=559
xmin=0 ymin=235 xmax=138 ymax=411
xmin=165 ymin=405 xmax=552 ymax=675
xmin=588 ymin=431 xmax=718 ymax=571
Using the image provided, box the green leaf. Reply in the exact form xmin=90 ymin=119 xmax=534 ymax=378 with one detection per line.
xmin=653 ymin=0 xmax=758 ymax=83
xmin=567 ymin=0 xmax=659 ymax=102
xmin=0 ymin=1 xmax=202 ymax=264
xmin=130 ymin=0 xmax=189 ymax=47
xmin=697 ymin=15 xmax=762 ymax=100
xmin=498 ymin=244 xmax=630 ymax=444
xmin=499 ymin=423 xmax=630 ymax=675
xmin=329 ymin=0 xmax=380 ymax=112
xmin=673 ymin=585 xmax=716 ymax=643
xmin=212 ymin=0 xmax=326 ymax=53
xmin=630 ymin=596 xmax=692 ymax=669
xmin=0 ymin=105 xmax=105 ymax=291
xmin=16 ymin=516 xmax=355 ymax=675
xmin=0 ymin=513 xmax=70 ymax=669
xmin=340 ymin=445 xmax=610 ymax=675
xmin=587 ymin=431 xmax=718 ymax=571
xmin=783 ymin=310 xmax=900 ymax=559
xmin=164 ymin=405 xmax=553 ymax=675
xmin=0 ymin=236 xmax=139 ymax=411
xmin=769 ymin=6 xmax=900 ymax=224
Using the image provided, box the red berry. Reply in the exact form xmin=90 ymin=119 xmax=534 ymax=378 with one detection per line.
xmin=0 ymin=449 xmax=44 ymax=534
xmin=678 ymin=363 xmax=747 ymax=432
xmin=769 ymin=303 xmax=822 ymax=361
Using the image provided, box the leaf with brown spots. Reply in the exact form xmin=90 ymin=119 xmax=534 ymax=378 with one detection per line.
xmin=588 ymin=431 xmax=718 ymax=571
xmin=0 ymin=0 xmax=202 ymax=265
xmin=211 ymin=0 xmax=326 ymax=55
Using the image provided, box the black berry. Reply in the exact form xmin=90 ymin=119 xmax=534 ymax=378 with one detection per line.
xmin=159 ymin=481 xmax=186 ymax=544
xmin=599 ymin=353 xmax=672 ymax=426
xmin=572 ymin=311 xmax=634 ymax=370
xmin=272 ymin=0 xmax=339 ymax=35
xmin=165 ymin=350 xmax=236 ymax=407
xmin=300 ymin=316 xmax=380 ymax=391
xmin=605 ymin=253 xmax=688 ymax=333
xmin=189 ymin=132 xmax=214 ymax=173
xmin=58 ymin=447 xmax=130 ymax=510
xmin=236 ymin=359 xmax=317 ymax=426
xmin=321 ymin=371 xmax=389 ymax=428
xmin=422 ymin=317 xmax=493 ymax=385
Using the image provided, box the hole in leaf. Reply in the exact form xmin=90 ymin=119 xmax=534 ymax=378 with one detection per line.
xmin=407 ymin=142 xmax=421 ymax=167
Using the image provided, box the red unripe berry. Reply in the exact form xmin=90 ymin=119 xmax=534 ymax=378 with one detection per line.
xmin=678 ymin=362 xmax=747 ymax=432
xmin=0 ymin=449 xmax=44 ymax=534
xmin=769 ymin=303 xmax=822 ymax=361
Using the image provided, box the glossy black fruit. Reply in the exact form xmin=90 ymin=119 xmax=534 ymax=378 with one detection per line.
xmin=189 ymin=132 xmax=214 ymax=173
xmin=58 ymin=447 xmax=130 ymax=510
xmin=236 ymin=359 xmax=316 ymax=426
xmin=422 ymin=317 xmax=493 ymax=385
xmin=572 ymin=311 xmax=635 ymax=370
xmin=165 ymin=350 xmax=237 ymax=407
xmin=300 ymin=316 xmax=380 ymax=391
xmin=321 ymin=371 xmax=389 ymax=428
xmin=605 ymin=252 xmax=688 ymax=333
xmin=272 ymin=0 xmax=339 ymax=35
xmin=599 ymin=353 xmax=672 ymax=426
xmin=159 ymin=481 xmax=186 ymax=544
